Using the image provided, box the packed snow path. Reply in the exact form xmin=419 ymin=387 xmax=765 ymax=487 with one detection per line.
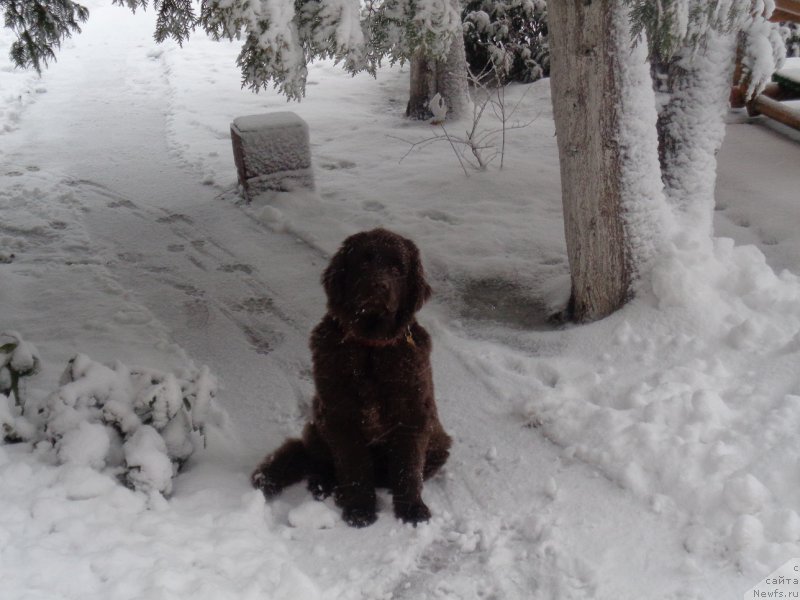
xmin=4 ymin=4 xmax=800 ymax=599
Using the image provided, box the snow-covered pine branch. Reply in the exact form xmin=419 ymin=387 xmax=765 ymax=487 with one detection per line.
xmin=738 ymin=2 xmax=786 ymax=98
xmin=625 ymin=0 xmax=784 ymax=98
xmin=1 ymin=0 xmax=89 ymax=73
xmin=5 ymin=0 xmax=464 ymax=101
xmin=462 ymin=0 xmax=549 ymax=84
xmin=299 ymin=0 xmax=367 ymax=76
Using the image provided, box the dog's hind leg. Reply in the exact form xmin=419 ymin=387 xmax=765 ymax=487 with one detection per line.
xmin=251 ymin=438 xmax=309 ymax=498
xmin=423 ymin=429 xmax=452 ymax=480
xmin=302 ymin=423 xmax=337 ymax=500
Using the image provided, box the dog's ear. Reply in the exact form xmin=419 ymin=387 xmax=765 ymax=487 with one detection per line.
xmin=322 ymin=243 xmax=348 ymax=308
xmin=405 ymin=239 xmax=432 ymax=312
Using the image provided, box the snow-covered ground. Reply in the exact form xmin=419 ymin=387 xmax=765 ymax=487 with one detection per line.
xmin=3 ymin=4 xmax=800 ymax=598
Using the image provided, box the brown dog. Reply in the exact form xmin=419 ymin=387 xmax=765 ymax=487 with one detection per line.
xmin=251 ymin=228 xmax=452 ymax=527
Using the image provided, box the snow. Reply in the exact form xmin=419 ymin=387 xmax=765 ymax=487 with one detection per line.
xmin=123 ymin=425 xmax=175 ymax=495
xmin=58 ymin=420 xmax=112 ymax=469
xmin=613 ymin=3 xmax=673 ymax=276
xmin=287 ymin=500 xmax=339 ymax=529
xmin=1 ymin=2 xmax=800 ymax=598
xmin=776 ymin=55 xmax=800 ymax=81
xmin=1 ymin=331 xmax=41 ymax=374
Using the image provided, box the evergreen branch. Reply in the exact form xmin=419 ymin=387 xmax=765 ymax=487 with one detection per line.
xmin=154 ymin=0 xmax=197 ymax=45
xmin=3 ymin=0 xmax=89 ymax=72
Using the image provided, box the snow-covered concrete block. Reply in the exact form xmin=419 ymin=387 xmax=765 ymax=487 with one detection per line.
xmin=230 ymin=112 xmax=314 ymax=197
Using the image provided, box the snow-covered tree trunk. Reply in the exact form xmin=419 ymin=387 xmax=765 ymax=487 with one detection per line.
xmin=548 ymin=0 xmax=628 ymax=321
xmin=549 ymin=0 xmax=669 ymax=322
xmin=407 ymin=50 xmax=438 ymax=119
xmin=654 ymin=32 xmax=738 ymax=240
xmin=406 ymin=0 xmax=470 ymax=120
xmin=635 ymin=0 xmax=784 ymax=244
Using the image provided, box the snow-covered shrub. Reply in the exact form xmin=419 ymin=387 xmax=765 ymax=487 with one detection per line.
xmin=42 ymin=354 xmax=225 ymax=496
xmin=462 ymin=0 xmax=549 ymax=84
xmin=0 ymin=392 xmax=35 ymax=443
xmin=0 ymin=331 xmax=41 ymax=406
xmin=0 ymin=331 xmax=40 ymax=442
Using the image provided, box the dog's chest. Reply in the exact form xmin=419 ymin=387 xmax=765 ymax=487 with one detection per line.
xmin=352 ymin=351 xmax=407 ymax=442
xmin=350 ymin=347 xmax=408 ymax=386
xmin=360 ymin=403 xmax=385 ymax=442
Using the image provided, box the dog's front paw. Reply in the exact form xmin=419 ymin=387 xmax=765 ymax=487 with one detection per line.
xmin=308 ymin=475 xmax=334 ymax=500
xmin=251 ymin=469 xmax=281 ymax=498
xmin=394 ymin=500 xmax=431 ymax=525
xmin=342 ymin=506 xmax=378 ymax=528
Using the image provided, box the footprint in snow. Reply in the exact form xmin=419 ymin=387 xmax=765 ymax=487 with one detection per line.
xmin=218 ymin=263 xmax=253 ymax=274
xmin=172 ymin=282 xmax=204 ymax=298
xmin=157 ymin=213 xmax=194 ymax=225
xmin=319 ymin=159 xmax=356 ymax=171
xmin=234 ymin=296 xmax=274 ymax=314
xmin=242 ymin=326 xmax=273 ymax=355
xmin=419 ymin=209 xmax=457 ymax=224
xmin=117 ymin=252 xmax=144 ymax=263
xmin=107 ymin=199 xmax=137 ymax=210
xmin=363 ymin=200 xmax=386 ymax=212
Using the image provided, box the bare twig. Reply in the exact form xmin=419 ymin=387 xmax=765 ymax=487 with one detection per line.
xmin=390 ymin=62 xmax=539 ymax=175
xmin=437 ymin=124 xmax=471 ymax=177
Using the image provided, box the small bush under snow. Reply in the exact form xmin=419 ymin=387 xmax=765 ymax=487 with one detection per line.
xmin=0 ymin=332 xmax=40 ymax=442
xmin=36 ymin=353 xmax=227 ymax=496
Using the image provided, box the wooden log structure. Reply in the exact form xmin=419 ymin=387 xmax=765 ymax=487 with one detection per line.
xmin=747 ymin=94 xmax=800 ymax=130
xmin=773 ymin=0 xmax=800 ymax=22
xmin=730 ymin=0 xmax=800 ymax=131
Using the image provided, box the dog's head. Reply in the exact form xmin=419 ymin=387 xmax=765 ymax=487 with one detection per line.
xmin=322 ymin=228 xmax=432 ymax=342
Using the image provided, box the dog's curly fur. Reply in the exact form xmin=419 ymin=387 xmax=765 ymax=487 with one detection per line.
xmin=251 ymin=228 xmax=452 ymax=527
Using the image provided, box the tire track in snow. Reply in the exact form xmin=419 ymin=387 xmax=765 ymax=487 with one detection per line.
xmin=74 ymin=179 xmax=303 ymax=356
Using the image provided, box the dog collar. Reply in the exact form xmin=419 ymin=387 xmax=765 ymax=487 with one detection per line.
xmin=345 ymin=326 xmax=415 ymax=348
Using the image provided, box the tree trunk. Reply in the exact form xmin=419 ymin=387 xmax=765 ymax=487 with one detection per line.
xmin=653 ymin=32 xmax=737 ymax=240
xmin=406 ymin=0 xmax=470 ymax=120
xmin=548 ymin=0 xmax=630 ymax=322
xmin=549 ymin=0 xmax=669 ymax=322
xmin=407 ymin=50 xmax=438 ymax=120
